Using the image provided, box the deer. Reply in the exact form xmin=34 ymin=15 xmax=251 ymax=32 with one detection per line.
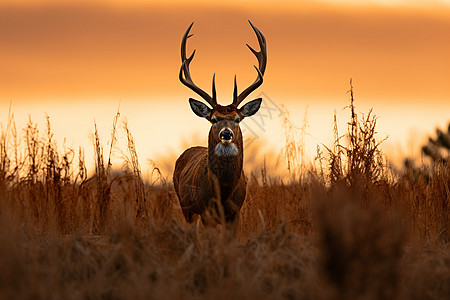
xmin=173 ymin=20 xmax=267 ymax=231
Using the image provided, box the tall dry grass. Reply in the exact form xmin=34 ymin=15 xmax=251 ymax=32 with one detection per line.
xmin=0 ymin=87 xmax=449 ymax=299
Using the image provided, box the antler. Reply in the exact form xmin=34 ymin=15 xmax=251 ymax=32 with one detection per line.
xmin=233 ymin=20 xmax=267 ymax=107
xmin=180 ymin=22 xmax=217 ymax=107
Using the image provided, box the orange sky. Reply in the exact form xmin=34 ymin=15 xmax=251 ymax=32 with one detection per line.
xmin=1 ymin=0 xmax=450 ymax=174
xmin=1 ymin=1 xmax=450 ymax=102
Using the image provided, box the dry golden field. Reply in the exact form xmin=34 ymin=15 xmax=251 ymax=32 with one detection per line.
xmin=0 ymin=94 xmax=449 ymax=299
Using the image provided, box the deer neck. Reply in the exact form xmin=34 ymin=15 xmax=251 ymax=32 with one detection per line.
xmin=207 ymin=128 xmax=244 ymax=200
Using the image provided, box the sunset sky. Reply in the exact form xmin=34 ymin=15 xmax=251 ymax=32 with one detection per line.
xmin=1 ymin=0 xmax=450 ymax=175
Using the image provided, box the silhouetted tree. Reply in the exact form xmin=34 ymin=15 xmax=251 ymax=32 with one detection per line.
xmin=422 ymin=122 xmax=450 ymax=163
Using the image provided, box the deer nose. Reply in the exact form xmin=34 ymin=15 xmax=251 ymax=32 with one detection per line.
xmin=220 ymin=128 xmax=233 ymax=142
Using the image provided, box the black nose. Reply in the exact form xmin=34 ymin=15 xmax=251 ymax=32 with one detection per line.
xmin=220 ymin=129 xmax=233 ymax=141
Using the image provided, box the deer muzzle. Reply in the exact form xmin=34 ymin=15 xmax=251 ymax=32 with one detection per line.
xmin=219 ymin=128 xmax=234 ymax=143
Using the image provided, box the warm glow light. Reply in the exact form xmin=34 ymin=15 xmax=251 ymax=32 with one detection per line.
xmin=5 ymin=0 xmax=450 ymax=5
xmin=319 ymin=0 xmax=450 ymax=6
xmin=1 ymin=0 xmax=449 ymax=176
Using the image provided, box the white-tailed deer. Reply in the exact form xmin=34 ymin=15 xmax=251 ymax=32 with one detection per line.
xmin=173 ymin=21 xmax=267 ymax=229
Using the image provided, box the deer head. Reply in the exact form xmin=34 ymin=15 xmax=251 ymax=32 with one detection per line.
xmin=180 ymin=20 xmax=267 ymax=157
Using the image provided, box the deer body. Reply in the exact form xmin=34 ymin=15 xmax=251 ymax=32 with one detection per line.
xmin=174 ymin=107 xmax=247 ymax=223
xmin=173 ymin=21 xmax=267 ymax=226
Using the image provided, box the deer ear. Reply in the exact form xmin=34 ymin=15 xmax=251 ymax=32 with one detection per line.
xmin=189 ymin=98 xmax=211 ymax=118
xmin=239 ymin=98 xmax=262 ymax=118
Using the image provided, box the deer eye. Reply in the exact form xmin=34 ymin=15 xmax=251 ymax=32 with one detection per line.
xmin=235 ymin=117 xmax=240 ymax=123
xmin=211 ymin=118 xmax=217 ymax=124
